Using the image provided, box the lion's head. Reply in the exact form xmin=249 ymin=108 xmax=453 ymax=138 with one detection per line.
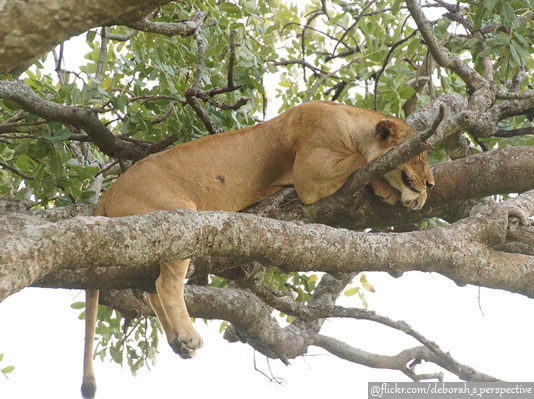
xmin=366 ymin=119 xmax=435 ymax=210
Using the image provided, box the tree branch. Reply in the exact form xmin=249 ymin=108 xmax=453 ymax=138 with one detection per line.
xmin=0 ymin=80 xmax=148 ymax=160
xmin=3 ymin=191 xmax=534 ymax=302
xmin=0 ymin=0 xmax=173 ymax=74
xmin=126 ymin=10 xmax=207 ymax=37
xmin=405 ymin=0 xmax=487 ymax=91
xmin=184 ymin=28 xmax=250 ymax=134
xmin=96 ymin=283 xmax=498 ymax=381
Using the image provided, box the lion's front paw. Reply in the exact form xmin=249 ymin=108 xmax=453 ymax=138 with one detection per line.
xmin=403 ymin=192 xmax=427 ymax=211
xmin=378 ymin=189 xmax=401 ymax=205
xmin=169 ymin=325 xmax=203 ymax=359
xmin=370 ymin=178 xmax=401 ymax=205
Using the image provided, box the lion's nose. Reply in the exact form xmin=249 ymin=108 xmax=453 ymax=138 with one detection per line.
xmin=426 ymin=181 xmax=434 ymax=190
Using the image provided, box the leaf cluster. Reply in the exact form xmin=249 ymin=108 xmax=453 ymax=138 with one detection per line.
xmin=72 ymin=301 xmax=160 ymax=375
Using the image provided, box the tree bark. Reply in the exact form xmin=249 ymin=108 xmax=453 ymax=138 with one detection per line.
xmin=0 ymin=0 xmax=173 ymax=74
xmin=2 ymin=189 xmax=534 ymax=302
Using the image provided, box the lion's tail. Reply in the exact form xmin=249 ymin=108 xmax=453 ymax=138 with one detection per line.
xmin=81 ymin=289 xmax=99 ymax=399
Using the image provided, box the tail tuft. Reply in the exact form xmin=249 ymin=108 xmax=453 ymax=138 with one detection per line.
xmin=81 ymin=377 xmax=97 ymax=399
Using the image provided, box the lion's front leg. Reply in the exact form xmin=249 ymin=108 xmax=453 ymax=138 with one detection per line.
xmin=152 ymin=259 xmax=203 ymax=359
xmin=370 ymin=177 xmax=401 ymax=205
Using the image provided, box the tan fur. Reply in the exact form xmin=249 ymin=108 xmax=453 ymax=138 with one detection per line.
xmin=81 ymin=101 xmax=434 ymax=397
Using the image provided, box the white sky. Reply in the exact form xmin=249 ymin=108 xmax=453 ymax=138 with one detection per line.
xmin=2 ymin=4 xmax=534 ymax=398
xmin=2 ymin=272 xmax=534 ymax=398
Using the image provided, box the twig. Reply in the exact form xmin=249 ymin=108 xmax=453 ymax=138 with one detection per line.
xmin=53 ymin=43 xmax=66 ymax=87
xmin=94 ymin=27 xmax=109 ymax=85
xmin=331 ymin=0 xmax=376 ymax=58
xmin=374 ymin=28 xmax=418 ymax=111
xmin=0 ymin=120 xmax=48 ymax=134
xmin=95 ymin=160 xmax=120 ymax=177
xmin=304 ymin=57 xmax=362 ymax=102
xmin=126 ymin=10 xmax=207 ymax=37
xmin=253 ymin=352 xmax=286 ymax=385
xmin=495 ymin=127 xmax=534 ymax=138
xmin=301 ymin=9 xmax=326 ymax=82
xmin=0 ymin=161 xmax=34 ymax=180
xmin=185 ymin=28 xmax=249 ymax=134
xmin=105 ymin=29 xmax=138 ymax=42
xmin=143 ymin=134 xmax=179 ymax=157
xmin=324 ymin=81 xmax=347 ymax=101
xmin=151 ymin=103 xmax=175 ymax=125
xmin=273 ymin=59 xmax=334 ymax=77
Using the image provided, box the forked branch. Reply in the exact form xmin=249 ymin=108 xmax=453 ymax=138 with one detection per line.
xmin=185 ymin=28 xmax=250 ymax=134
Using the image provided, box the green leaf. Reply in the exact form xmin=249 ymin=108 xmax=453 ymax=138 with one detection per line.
xmin=483 ymin=0 xmax=498 ymax=10
xmin=513 ymin=32 xmax=530 ymax=48
xmin=98 ymin=305 xmax=113 ymax=322
xmin=71 ymin=301 xmax=86 ymax=310
xmin=509 ymin=43 xmax=521 ymax=66
xmin=392 ymin=0 xmax=403 ymax=14
xmin=218 ymin=2 xmax=242 ymax=15
xmin=42 ymin=128 xmax=71 ymax=142
xmin=344 ymin=287 xmax=360 ymax=297
xmin=49 ymin=148 xmax=65 ymax=177
xmin=81 ymin=190 xmax=96 ymax=200
xmin=86 ymin=31 xmax=96 ymax=44
xmin=219 ymin=321 xmax=228 ymax=333
xmin=500 ymin=3 xmax=519 ymax=28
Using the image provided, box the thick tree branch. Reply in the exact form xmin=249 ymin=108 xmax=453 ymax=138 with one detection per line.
xmin=248 ymin=145 xmax=534 ymax=231
xmin=0 ymin=0 xmax=173 ymax=74
xmin=2 ymin=191 xmax=534 ymax=303
xmin=470 ymin=96 xmax=534 ymax=139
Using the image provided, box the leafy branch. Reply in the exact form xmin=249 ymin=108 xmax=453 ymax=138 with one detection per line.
xmin=185 ymin=28 xmax=250 ymax=134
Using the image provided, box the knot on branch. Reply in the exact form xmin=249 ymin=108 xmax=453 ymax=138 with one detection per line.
xmin=507 ymin=217 xmax=534 ymax=245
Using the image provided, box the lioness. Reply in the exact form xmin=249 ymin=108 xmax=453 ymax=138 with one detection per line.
xmin=81 ymin=100 xmax=434 ymax=398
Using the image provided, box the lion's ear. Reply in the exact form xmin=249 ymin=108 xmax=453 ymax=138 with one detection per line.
xmin=374 ymin=120 xmax=398 ymax=141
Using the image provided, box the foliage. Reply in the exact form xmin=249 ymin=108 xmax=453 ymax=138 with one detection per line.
xmin=1 ymin=0 xmax=534 ymax=377
xmin=72 ymin=301 xmax=160 ymax=375
xmin=0 ymin=354 xmax=14 ymax=379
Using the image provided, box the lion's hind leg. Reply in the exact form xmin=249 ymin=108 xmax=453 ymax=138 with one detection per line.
xmin=152 ymin=259 xmax=203 ymax=358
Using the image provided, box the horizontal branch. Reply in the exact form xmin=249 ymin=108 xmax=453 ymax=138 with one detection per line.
xmin=126 ymin=10 xmax=207 ymax=37
xmin=472 ymin=96 xmax=534 ymax=138
xmin=496 ymin=127 xmax=534 ymax=138
xmin=249 ymin=145 xmax=534 ymax=230
xmin=2 ymin=191 xmax=534 ymax=302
